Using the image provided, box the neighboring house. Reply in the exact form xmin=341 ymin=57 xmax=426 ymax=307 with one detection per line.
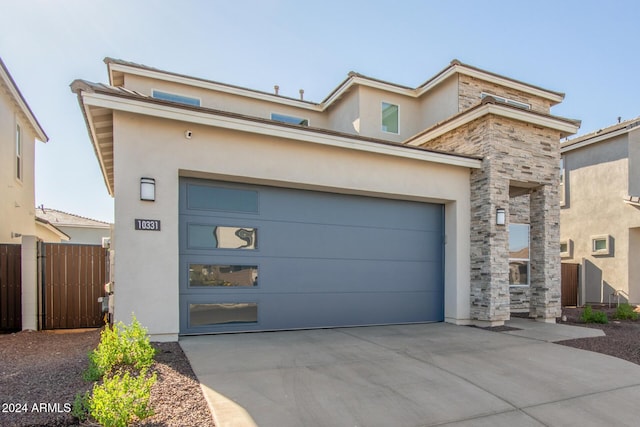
xmin=0 ymin=57 xmax=49 ymax=243
xmin=71 ymin=58 xmax=579 ymax=340
xmin=560 ymin=118 xmax=640 ymax=305
xmin=35 ymin=207 xmax=111 ymax=245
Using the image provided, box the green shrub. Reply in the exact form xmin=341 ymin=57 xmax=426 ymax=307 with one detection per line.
xmin=88 ymin=369 xmax=157 ymax=427
xmin=615 ymin=303 xmax=639 ymax=320
xmin=581 ymin=305 xmax=609 ymax=324
xmin=85 ymin=315 xmax=156 ymax=381
xmin=71 ymin=391 xmax=90 ymax=421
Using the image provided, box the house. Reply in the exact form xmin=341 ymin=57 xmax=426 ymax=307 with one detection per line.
xmin=0 ymin=57 xmax=49 ymax=243
xmin=35 ymin=206 xmax=111 ymax=245
xmin=560 ymin=118 xmax=640 ymax=305
xmin=71 ymin=58 xmax=579 ymax=340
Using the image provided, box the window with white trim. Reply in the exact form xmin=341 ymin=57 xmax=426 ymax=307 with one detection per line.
xmin=509 ymin=223 xmax=530 ymax=286
xmin=381 ymin=102 xmax=399 ymax=134
xmin=481 ymin=92 xmax=531 ymax=110
xmin=15 ymin=123 xmax=22 ymax=181
xmin=560 ymin=239 xmax=572 ymax=258
xmin=591 ymin=235 xmax=612 ymax=256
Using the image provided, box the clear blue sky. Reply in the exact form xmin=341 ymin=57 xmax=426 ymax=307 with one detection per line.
xmin=2 ymin=0 xmax=639 ymax=223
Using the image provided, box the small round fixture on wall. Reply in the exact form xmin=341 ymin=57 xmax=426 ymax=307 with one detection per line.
xmin=185 ymin=130 xmax=193 ymax=139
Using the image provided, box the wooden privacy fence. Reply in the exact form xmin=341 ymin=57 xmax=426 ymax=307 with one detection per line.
xmin=40 ymin=243 xmax=107 ymax=329
xmin=0 ymin=244 xmax=21 ymax=331
xmin=561 ymin=263 xmax=579 ymax=307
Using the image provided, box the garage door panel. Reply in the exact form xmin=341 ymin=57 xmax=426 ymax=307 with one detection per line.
xmin=259 ymin=188 xmax=442 ymax=231
xmin=257 ymin=258 xmax=442 ymax=294
xmin=179 ymin=178 xmax=444 ymax=334
xmin=182 ymin=291 xmax=443 ymax=333
xmin=260 ymin=222 xmax=441 ymax=261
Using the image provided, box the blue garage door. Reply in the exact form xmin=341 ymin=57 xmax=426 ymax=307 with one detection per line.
xmin=179 ymin=179 xmax=444 ymax=334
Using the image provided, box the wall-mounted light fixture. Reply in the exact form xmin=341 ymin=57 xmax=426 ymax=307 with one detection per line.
xmin=496 ymin=207 xmax=506 ymax=226
xmin=140 ymin=177 xmax=156 ymax=201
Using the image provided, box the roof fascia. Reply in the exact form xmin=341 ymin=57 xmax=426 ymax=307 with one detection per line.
xmin=80 ymin=91 xmax=481 ymax=169
xmin=416 ymin=63 xmax=564 ymax=104
xmin=562 ymin=121 xmax=640 ymax=153
xmin=406 ymin=103 xmax=580 ymax=146
xmin=561 ymin=127 xmax=631 ymax=154
xmin=108 ymin=62 xmax=324 ymax=112
xmin=76 ymin=94 xmax=114 ymax=196
xmin=35 ymin=218 xmax=71 ymax=241
xmin=0 ymin=59 xmax=48 ymax=142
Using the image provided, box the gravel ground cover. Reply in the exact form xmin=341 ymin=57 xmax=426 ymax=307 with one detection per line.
xmin=0 ymin=329 xmax=214 ymax=427
xmin=556 ymin=306 xmax=640 ymax=366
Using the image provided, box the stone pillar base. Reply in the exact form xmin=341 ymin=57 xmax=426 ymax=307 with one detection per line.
xmin=472 ymin=319 xmax=505 ymax=328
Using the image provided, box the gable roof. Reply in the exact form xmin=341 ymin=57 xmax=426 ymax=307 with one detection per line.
xmin=561 ymin=116 xmax=640 ymax=153
xmin=35 ymin=216 xmax=70 ymax=241
xmin=105 ymin=57 xmax=565 ymax=114
xmin=0 ymin=57 xmax=48 ymax=142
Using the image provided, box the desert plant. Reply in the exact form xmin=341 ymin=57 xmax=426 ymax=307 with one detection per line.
xmin=71 ymin=391 xmax=90 ymax=421
xmin=84 ymin=315 xmax=156 ymax=381
xmin=88 ymin=368 xmax=157 ymax=427
xmin=614 ymin=303 xmax=639 ymax=320
xmin=581 ymin=305 xmax=609 ymax=324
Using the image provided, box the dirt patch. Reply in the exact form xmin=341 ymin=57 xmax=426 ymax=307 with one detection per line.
xmin=556 ymin=306 xmax=640 ymax=366
xmin=0 ymin=329 xmax=214 ymax=427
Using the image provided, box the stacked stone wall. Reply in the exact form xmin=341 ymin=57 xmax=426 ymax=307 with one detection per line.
xmin=458 ymin=75 xmax=553 ymax=115
xmin=421 ymin=113 xmax=562 ymax=322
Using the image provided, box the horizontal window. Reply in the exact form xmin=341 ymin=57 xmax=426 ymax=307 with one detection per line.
xmin=271 ymin=113 xmax=309 ymax=126
xmin=481 ymin=92 xmax=530 ymax=110
xmin=189 ymin=303 xmax=257 ymax=326
xmin=591 ymin=234 xmax=611 ymax=256
xmin=187 ymin=184 xmax=259 ymax=213
xmin=152 ymin=90 xmax=201 ymax=106
xmin=189 ymin=264 xmax=258 ymax=287
xmin=188 ymin=225 xmax=257 ymax=249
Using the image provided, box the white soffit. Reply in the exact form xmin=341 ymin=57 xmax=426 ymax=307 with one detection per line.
xmin=81 ymin=91 xmax=481 ymax=169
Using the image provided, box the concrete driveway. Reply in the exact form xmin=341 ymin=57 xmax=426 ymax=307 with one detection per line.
xmin=180 ymin=322 xmax=640 ymax=427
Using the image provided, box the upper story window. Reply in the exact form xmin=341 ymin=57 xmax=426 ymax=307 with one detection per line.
xmin=15 ymin=123 xmax=22 ymax=181
xmin=481 ymin=92 xmax=530 ymax=110
xmin=271 ymin=113 xmax=309 ymax=126
xmin=152 ymin=90 xmax=201 ymax=107
xmin=381 ymin=102 xmax=399 ymax=134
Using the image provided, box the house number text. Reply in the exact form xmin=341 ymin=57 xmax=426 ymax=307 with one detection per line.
xmin=134 ymin=219 xmax=161 ymax=231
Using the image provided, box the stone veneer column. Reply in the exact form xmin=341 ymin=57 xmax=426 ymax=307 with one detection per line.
xmin=469 ymin=164 xmax=510 ymax=325
xmin=529 ymin=184 xmax=561 ymax=322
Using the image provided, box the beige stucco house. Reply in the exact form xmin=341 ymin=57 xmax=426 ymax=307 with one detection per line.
xmin=0 ymin=57 xmax=53 ymax=244
xmin=560 ymin=118 xmax=640 ymax=305
xmin=72 ymin=58 xmax=579 ymax=341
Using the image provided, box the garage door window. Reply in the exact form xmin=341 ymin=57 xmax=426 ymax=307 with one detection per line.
xmin=189 ymin=303 xmax=258 ymax=326
xmin=189 ymin=264 xmax=258 ymax=287
xmin=188 ymin=225 xmax=257 ymax=249
xmin=187 ymin=184 xmax=259 ymax=213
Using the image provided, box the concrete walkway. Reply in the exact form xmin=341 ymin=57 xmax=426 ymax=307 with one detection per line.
xmin=180 ymin=322 xmax=640 ymax=427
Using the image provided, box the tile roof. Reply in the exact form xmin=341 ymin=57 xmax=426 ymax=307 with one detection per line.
xmin=563 ymin=116 xmax=640 ymax=148
xmin=36 ymin=207 xmax=111 ymax=228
